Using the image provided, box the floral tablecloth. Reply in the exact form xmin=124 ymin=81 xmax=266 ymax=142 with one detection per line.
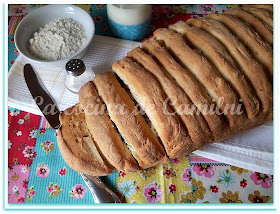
xmin=8 ymin=4 xmax=273 ymax=204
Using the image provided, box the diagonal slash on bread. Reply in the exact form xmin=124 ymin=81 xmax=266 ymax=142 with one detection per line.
xmin=169 ymin=22 xmax=260 ymax=120
xmin=93 ymin=72 xmax=169 ymax=168
xmin=78 ymin=81 xmax=140 ymax=173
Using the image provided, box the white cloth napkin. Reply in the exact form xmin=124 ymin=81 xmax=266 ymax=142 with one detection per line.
xmin=193 ymin=121 xmax=273 ymax=174
xmin=8 ymin=35 xmax=273 ymax=174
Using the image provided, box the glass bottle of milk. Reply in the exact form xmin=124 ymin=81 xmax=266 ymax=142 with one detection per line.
xmin=107 ymin=4 xmax=152 ymax=41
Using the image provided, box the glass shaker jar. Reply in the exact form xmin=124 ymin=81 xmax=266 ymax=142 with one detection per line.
xmin=64 ymin=59 xmax=95 ymax=93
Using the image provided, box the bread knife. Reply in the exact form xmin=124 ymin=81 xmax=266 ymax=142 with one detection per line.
xmin=24 ymin=63 xmax=121 ymax=203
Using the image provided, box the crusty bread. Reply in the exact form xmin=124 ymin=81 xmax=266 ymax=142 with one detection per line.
xmin=57 ymin=104 xmax=112 ymax=176
xmin=241 ymin=7 xmax=273 ymax=28
xmin=57 ymin=6 xmax=273 ymax=176
xmin=187 ymin=17 xmax=273 ymax=120
xmin=224 ymin=8 xmax=273 ymax=46
xmin=169 ymin=22 xmax=260 ymax=120
xmin=206 ymin=13 xmax=273 ymax=80
xmin=127 ymin=47 xmax=214 ymax=147
xmin=244 ymin=4 xmax=273 ymax=14
xmin=78 ymin=81 xmax=140 ymax=173
xmin=113 ymin=57 xmax=196 ymax=158
xmin=153 ymin=28 xmax=246 ymax=130
xmin=142 ymin=38 xmax=228 ymax=140
xmin=93 ymin=72 xmax=169 ymax=168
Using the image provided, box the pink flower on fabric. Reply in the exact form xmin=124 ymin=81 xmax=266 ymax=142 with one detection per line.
xmin=118 ymin=171 xmax=126 ymax=177
xmin=36 ymin=163 xmax=50 ymax=178
xmin=70 ymin=184 xmax=87 ymax=199
xmin=47 ymin=186 xmax=54 ymax=193
xmin=45 ymin=140 xmax=51 ymax=146
xmin=26 ymin=186 xmax=36 ymax=202
xmin=29 ymin=190 xmax=36 ymax=196
xmin=40 ymin=128 xmax=46 ymax=134
xmin=250 ymin=172 xmax=273 ymax=189
xmin=12 ymin=6 xmax=28 ymax=16
xmin=182 ymin=168 xmax=192 ymax=186
xmin=22 ymin=146 xmax=36 ymax=159
xmin=143 ymin=183 xmax=163 ymax=203
xmin=17 ymin=197 xmax=25 ymax=203
xmin=199 ymin=4 xmax=217 ymax=15
xmin=22 ymin=179 xmax=28 ymax=188
xmin=14 ymin=48 xmax=19 ymax=55
xmin=193 ymin=164 xmax=216 ymax=178
xmin=58 ymin=168 xmax=68 ymax=176
xmin=169 ymin=184 xmax=176 ymax=193
xmin=171 ymin=158 xmax=180 ymax=164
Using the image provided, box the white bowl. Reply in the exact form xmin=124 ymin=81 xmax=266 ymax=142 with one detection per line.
xmin=15 ymin=4 xmax=95 ymax=65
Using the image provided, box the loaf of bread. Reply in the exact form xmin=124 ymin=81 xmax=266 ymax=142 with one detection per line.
xmin=57 ymin=5 xmax=273 ymax=176
xmin=57 ymin=104 xmax=112 ymax=176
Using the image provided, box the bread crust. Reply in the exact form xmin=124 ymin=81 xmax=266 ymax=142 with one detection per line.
xmin=170 ymin=22 xmax=260 ymax=120
xmin=78 ymin=81 xmax=140 ymax=173
xmin=127 ymin=47 xmax=214 ymax=147
xmin=113 ymin=57 xmax=196 ymax=158
xmin=142 ymin=38 xmax=229 ymax=140
xmin=93 ymin=72 xmax=169 ymax=168
xmin=187 ymin=17 xmax=272 ymax=121
xmin=224 ymin=8 xmax=273 ymax=46
xmin=153 ymin=28 xmax=245 ymax=130
xmin=244 ymin=4 xmax=273 ymax=14
xmin=206 ymin=13 xmax=273 ymax=80
xmin=241 ymin=7 xmax=273 ymax=28
xmin=57 ymin=104 xmax=112 ymax=176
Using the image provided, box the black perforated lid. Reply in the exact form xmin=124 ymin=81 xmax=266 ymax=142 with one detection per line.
xmin=65 ymin=59 xmax=85 ymax=76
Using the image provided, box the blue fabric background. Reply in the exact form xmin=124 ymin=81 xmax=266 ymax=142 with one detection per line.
xmin=26 ymin=127 xmax=117 ymax=204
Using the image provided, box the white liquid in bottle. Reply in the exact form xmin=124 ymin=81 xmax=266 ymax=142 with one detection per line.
xmin=107 ymin=4 xmax=152 ymax=26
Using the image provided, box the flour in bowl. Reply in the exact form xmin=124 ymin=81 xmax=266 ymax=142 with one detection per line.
xmin=28 ymin=18 xmax=87 ymax=60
